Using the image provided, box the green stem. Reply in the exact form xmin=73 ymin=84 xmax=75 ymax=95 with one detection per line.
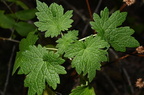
xmin=46 ymin=48 xmax=58 ymax=51
xmin=79 ymin=34 xmax=97 ymax=41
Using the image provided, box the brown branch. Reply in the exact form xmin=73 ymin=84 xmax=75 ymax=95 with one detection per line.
xmin=0 ymin=37 xmax=19 ymax=43
xmin=117 ymin=51 xmax=137 ymax=61
xmin=85 ymin=0 xmax=93 ymax=20
xmin=120 ymin=0 xmax=136 ymax=12
xmin=120 ymin=3 xmax=127 ymax=12
xmin=117 ymin=46 xmax=144 ymax=61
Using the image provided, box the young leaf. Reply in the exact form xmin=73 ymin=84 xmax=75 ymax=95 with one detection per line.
xmin=35 ymin=0 xmax=73 ymax=37
xmin=19 ymin=31 xmax=38 ymax=51
xmin=64 ymin=36 xmax=109 ymax=82
xmin=70 ymin=85 xmax=95 ymax=95
xmin=56 ymin=30 xmax=79 ymax=55
xmin=17 ymin=45 xmax=66 ymax=95
xmin=90 ymin=7 xmax=139 ymax=52
xmin=12 ymin=32 xmax=38 ymax=74
xmin=104 ymin=27 xmax=140 ymax=52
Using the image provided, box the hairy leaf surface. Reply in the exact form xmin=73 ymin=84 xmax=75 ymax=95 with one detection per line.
xmin=70 ymin=85 xmax=95 ymax=95
xmin=35 ymin=0 xmax=73 ymax=37
xmin=90 ymin=7 xmax=127 ymax=37
xmin=90 ymin=7 xmax=139 ymax=51
xmin=12 ymin=32 xmax=38 ymax=74
xmin=18 ymin=45 xmax=66 ymax=95
xmin=65 ymin=36 xmax=109 ymax=81
xmin=56 ymin=30 xmax=78 ymax=54
xmin=104 ymin=27 xmax=139 ymax=51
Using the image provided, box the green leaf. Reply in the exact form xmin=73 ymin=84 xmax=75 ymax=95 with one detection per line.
xmin=14 ymin=21 xmax=36 ymax=36
xmin=17 ymin=45 xmax=66 ymax=95
xmin=65 ymin=36 xmax=109 ymax=81
xmin=90 ymin=7 xmax=127 ymax=37
xmin=0 ymin=11 xmax=15 ymax=28
xmin=12 ymin=52 xmax=24 ymax=74
xmin=104 ymin=27 xmax=140 ymax=52
xmin=14 ymin=9 xmax=37 ymax=21
xmin=90 ymin=7 xmax=139 ymax=52
xmin=35 ymin=0 xmax=73 ymax=37
xmin=12 ymin=32 xmax=38 ymax=74
xmin=70 ymin=85 xmax=95 ymax=95
xmin=7 ymin=0 xmax=29 ymax=10
xmin=56 ymin=30 xmax=79 ymax=55
xmin=19 ymin=32 xmax=38 ymax=51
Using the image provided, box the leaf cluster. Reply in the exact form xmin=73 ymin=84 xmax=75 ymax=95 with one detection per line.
xmin=12 ymin=0 xmax=140 ymax=95
xmin=0 ymin=1 xmax=37 ymax=36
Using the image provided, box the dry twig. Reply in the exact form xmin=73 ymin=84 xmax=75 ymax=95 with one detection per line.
xmin=2 ymin=45 xmax=16 ymax=95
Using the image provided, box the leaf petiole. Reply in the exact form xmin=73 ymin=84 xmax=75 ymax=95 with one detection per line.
xmin=79 ymin=34 xmax=97 ymax=41
xmin=46 ymin=48 xmax=58 ymax=51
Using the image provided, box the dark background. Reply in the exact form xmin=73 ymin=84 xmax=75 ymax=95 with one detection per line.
xmin=0 ymin=0 xmax=144 ymax=95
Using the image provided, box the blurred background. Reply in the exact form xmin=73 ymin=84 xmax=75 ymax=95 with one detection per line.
xmin=0 ymin=0 xmax=144 ymax=95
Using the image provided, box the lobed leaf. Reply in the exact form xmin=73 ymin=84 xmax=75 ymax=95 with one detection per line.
xmin=65 ymin=36 xmax=109 ymax=81
xmin=12 ymin=32 xmax=38 ymax=74
xmin=104 ymin=27 xmax=140 ymax=52
xmin=91 ymin=7 xmax=127 ymax=37
xmin=90 ymin=7 xmax=139 ymax=52
xmin=56 ymin=30 xmax=79 ymax=55
xmin=35 ymin=0 xmax=73 ymax=37
xmin=17 ymin=45 xmax=66 ymax=95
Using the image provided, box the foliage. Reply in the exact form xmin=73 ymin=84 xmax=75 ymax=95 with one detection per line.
xmin=18 ymin=45 xmax=66 ymax=95
xmin=8 ymin=0 xmax=140 ymax=95
xmin=0 ymin=2 xmax=36 ymax=36
xmin=56 ymin=30 xmax=79 ymax=54
xmin=12 ymin=32 xmax=38 ymax=74
xmin=90 ymin=7 xmax=139 ymax=52
xmin=0 ymin=11 xmax=15 ymax=28
xmin=34 ymin=0 xmax=73 ymax=37
xmin=64 ymin=36 xmax=109 ymax=82
xmin=14 ymin=9 xmax=37 ymax=21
